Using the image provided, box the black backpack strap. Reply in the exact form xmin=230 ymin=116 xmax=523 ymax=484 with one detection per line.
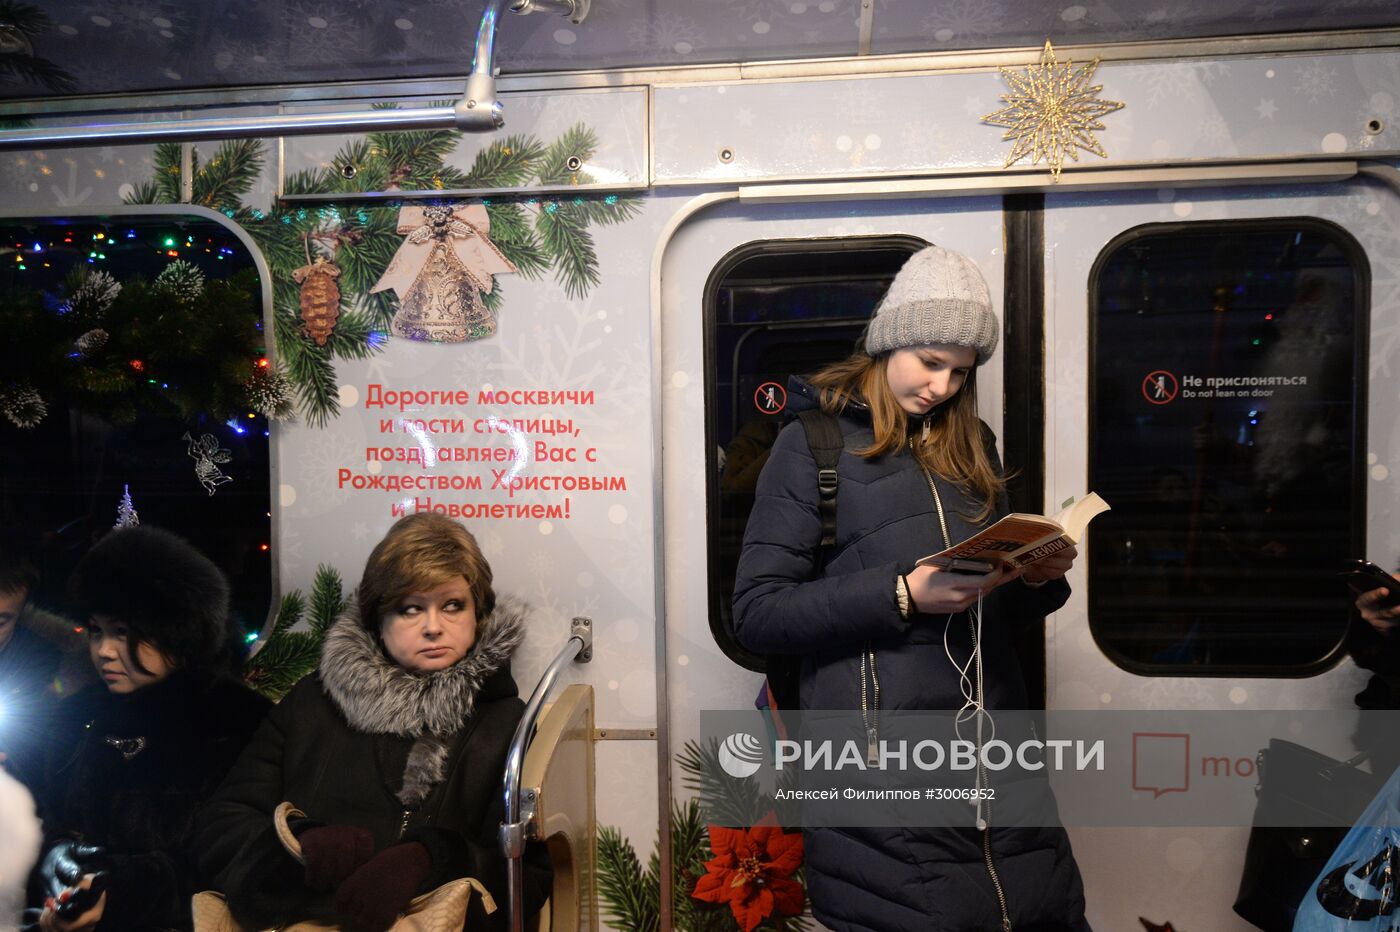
xmin=797 ymin=409 xmax=844 ymax=549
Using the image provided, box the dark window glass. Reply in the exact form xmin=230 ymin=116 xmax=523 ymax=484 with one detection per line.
xmin=0 ymin=216 xmax=273 ymax=639
xmin=705 ymin=237 xmax=924 ymax=670
xmin=1088 ymin=220 xmax=1367 ymax=674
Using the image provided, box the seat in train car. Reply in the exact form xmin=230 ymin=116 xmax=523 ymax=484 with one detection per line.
xmin=517 ymin=683 xmax=596 ymax=932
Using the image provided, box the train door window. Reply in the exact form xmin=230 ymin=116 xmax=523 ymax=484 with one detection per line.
xmin=0 ymin=215 xmax=273 ymax=641
xmin=705 ymin=236 xmax=925 ymax=669
xmin=1088 ymin=219 xmax=1367 ymax=674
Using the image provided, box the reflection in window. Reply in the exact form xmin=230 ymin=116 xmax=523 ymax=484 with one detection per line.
xmin=1089 ymin=221 xmax=1365 ymax=673
xmin=706 ymin=238 xmax=924 ymax=669
xmin=0 ymin=217 xmax=272 ymax=637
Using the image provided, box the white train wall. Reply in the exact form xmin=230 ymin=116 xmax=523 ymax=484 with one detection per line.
xmin=2 ymin=38 xmax=1398 ymax=930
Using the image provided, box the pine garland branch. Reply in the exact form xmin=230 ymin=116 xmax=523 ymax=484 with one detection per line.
xmin=322 ymin=306 xmax=380 ymax=361
xmin=328 ymin=138 xmax=388 ymax=194
xmin=269 ymin=590 xmax=306 ymax=640
xmin=244 ymin=631 xmax=320 ymax=701
xmin=0 ymin=0 xmax=49 ymax=34
xmin=356 ymin=291 xmax=398 ymax=335
xmin=308 ymin=564 xmax=346 ymax=635
xmin=536 ymin=201 xmax=599 ymax=300
xmin=434 ymin=166 xmax=471 ymax=190
xmin=677 ymin=738 xmax=769 ymax=829
xmin=282 ymin=167 xmax=333 ymax=197
xmin=193 ymin=138 xmax=266 ymax=212
xmin=464 ymin=134 xmax=546 ymax=188
xmin=334 ymin=207 xmax=402 ymax=297
xmin=275 ymin=303 xmax=339 ymax=428
xmin=484 ymin=202 xmax=548 ymax=280
xmin=367 ymin=125 xmax=461 ymax=190
xmin=574 ymin=192 xmax=644 ymax=227
xmin=597 ymin=826 xmax=659 ymax=932
xmin=152 ymin=142 xmax=184 ymax=203
xmin=534 ymin=124 xmax=598 ymax=186
xmin=0 ymin=53 xmax=75 ymax=94
xmin=246 ymin=220 xmax=309 ymax=281
xmin=121 ymin=181 xmax=161 ymax=205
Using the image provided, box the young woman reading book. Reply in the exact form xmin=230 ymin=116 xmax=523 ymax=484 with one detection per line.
xmin=732 ymin=245 xmax=1090 ymax=931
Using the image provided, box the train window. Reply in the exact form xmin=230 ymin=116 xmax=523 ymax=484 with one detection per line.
xmin=0 ymin=215 xmax=274 ymax=640
xmin=1088 ymin=219 xmax=1368 ymax=675
xmin=705 ymin=236 xmax=925 ymax=670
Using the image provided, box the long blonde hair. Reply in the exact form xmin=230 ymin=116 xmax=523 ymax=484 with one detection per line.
xmin=808 ymin=350 xmax=1004 ymax=523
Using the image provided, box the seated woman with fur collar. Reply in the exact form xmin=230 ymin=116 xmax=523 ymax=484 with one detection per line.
xmin=197 ymin=513 xmax=551 ymax=932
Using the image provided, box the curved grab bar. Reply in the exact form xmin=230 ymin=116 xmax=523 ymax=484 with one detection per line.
xmin=499 ymin=618 xmax=591 ymax=932
xmin=0 ymin=0 xmax=594 ymax=149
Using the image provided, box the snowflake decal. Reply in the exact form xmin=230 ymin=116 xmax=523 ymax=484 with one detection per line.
xmin=920 ymin=0 xmax=1003 ymax=41
xmin=625 ymin=13 xmax=705 ymax=57
xmin=1293 ymin=60 xmax=1338 ymax=103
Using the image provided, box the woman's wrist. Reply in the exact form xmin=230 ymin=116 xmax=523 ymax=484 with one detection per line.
xmin=895 ymin=574 xmax=912 ymax=619
xmin=1022 ymin=575 xmax=1050 ymax=588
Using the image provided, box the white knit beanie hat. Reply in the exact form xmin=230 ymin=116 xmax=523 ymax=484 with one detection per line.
xmin=864 ymin=245 xmax=1000 ymax=364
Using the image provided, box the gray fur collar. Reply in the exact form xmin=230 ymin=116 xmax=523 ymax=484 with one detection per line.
xmin=319 ymin=596 xmax=526 ymax=808
xmin=319 ymin=595 xmax=526 ymax=740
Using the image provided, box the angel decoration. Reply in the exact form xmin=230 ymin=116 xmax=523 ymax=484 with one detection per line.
xmin=370 ymin=204 xmax=517 ymax=343
xmin=182 ymin=431 xmax=233 ymax=496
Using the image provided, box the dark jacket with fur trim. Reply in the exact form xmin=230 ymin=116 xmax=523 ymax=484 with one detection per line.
xmin=29 ymin=672 xmax=270 ymax=931
xmin=196 ymin=597 xmax=551 ymax=931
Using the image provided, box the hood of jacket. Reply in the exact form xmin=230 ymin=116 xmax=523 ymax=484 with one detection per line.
xmin=318 ymin=594 xmax=526 ymax=741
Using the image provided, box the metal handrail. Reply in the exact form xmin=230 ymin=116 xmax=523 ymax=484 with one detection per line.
xmin=498 ymin=618 xmax=591 ymax=932
xmin=0 ymin=0 xmax=592 ymax=150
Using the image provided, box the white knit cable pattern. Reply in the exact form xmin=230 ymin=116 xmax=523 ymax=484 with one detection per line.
xmin=864 ymin=246 xmax=999 ymax=363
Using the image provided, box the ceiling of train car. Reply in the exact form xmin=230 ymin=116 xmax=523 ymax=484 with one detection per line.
xmin=1 ymin=0 xmax=1398 ymax=103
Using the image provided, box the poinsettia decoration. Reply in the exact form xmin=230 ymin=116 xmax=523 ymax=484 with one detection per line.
xmin=692 ymin=822 xmax=805 ymax=932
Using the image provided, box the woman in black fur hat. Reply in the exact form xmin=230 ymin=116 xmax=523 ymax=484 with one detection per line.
xmin=27 ymin=526 xmax=269 ymax=932
xmin=197 ymin=513 xmax=550 ymax=932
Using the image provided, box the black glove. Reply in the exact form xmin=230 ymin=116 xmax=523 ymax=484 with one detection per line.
xmin=38 ymin=841 xmax=107 ymax=901
xmin=54 ymin=873 xmax=110 ymax=920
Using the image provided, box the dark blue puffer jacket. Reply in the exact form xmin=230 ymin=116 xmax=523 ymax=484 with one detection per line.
xmin=733 ymin=378 xmax=1091 ymax=932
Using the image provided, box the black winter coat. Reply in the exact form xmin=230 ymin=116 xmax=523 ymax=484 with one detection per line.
xmin=196 ymin=598 xmax=551 ymax=932
xmin=733 ymin=379 xmax=1090 ymax=932
xmin=31 ymin=672 xmax=270 ymax=931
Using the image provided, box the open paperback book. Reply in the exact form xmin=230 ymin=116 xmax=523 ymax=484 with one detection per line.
xmin=916 ymin=492 xmax=1111 ymax=573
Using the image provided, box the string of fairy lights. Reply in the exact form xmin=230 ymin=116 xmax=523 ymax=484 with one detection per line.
xmin=7 ymin=225 xmax=245 ymax=275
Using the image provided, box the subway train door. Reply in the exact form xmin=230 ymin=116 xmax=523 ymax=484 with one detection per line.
xmin=658 ymin=194 xmax=1009 ymax=806
xmin=1041 ymin=178 xmax=1400 ymax=930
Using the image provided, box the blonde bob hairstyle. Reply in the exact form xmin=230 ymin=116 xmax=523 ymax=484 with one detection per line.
xmin=356 ymin=513 xmax=496 ymax=630
xmin=808 ymin=349 xmax=1004 ymax=524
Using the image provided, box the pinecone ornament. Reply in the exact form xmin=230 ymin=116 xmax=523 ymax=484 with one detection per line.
xmin=292 ymin=257 xmax=342 ymax=346
xmin=75 ymin=328 xmax=109 ymax=356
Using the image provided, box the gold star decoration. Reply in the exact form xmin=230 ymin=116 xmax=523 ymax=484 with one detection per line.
xmin=982 ymin=40 xmax=1125 ymax=181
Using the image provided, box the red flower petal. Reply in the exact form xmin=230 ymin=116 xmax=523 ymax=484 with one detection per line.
xmin=730 ymin=886 xmax=774 ymax=932
xmin=708 ymin=824 xmax=745 ymax=860
xmin=766 ymin=876 xmax=806 ymax=917
xmin=757 ymin=826 xmax=805 ymax=876
xmin=691 ymin=868 xmax=735 ymax=904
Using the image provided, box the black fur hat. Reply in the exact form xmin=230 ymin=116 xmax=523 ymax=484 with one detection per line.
xmin=71 ymin=526 xmax=231 ymax=672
